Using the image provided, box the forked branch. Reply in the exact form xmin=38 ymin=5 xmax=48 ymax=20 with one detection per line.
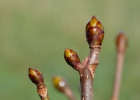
xmin=64 ymin=16 xmax=104 ymax=100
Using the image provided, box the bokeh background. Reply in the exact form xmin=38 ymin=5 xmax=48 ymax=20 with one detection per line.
xmin=0 ymin=0 xmax=140 ymax=100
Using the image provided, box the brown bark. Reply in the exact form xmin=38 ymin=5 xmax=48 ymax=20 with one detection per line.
xmin=78 ymin=45 xmax=101 ymax=100
xmin=111 ymin=53 xmax=124 ymax=100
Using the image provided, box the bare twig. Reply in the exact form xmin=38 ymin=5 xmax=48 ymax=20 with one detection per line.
xmin=64 ymin=16 xmax=104 ymax=100
xmin=28 ymin=68 xmax=50 ymax=100
xmin=52 ymin=76 xmax=76 ymax=100
xmin=111 ymin=33 xmax=127 ymax=100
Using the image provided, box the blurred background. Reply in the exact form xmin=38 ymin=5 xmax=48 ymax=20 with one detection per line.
xmin=0 ymin=0 xmax=140 ymax=100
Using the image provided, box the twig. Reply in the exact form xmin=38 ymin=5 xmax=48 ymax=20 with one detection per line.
xmin=64 ymin=16 xmax=104 ymax=100
xmin=28 ymin=68 xmax=50 ymax=100
xmin=52 ymin=76 xmax=76 ymax=100
xmin=111 ymin=33 xmax=127 ymax=100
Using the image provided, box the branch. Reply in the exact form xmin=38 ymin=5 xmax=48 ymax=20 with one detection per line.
xmin=28 ymin=68 xmax=50 ymax=100
xmin=64 ymin=16 xmax=104 ymax=100
xmin=111 ymin=32 xmax=127 ymax=100
xmin=52 ymin=76 xmax=76 ymax=100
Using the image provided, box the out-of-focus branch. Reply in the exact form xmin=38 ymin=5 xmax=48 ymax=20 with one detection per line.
xmin=64 ymin=16 xmax=104 ymax=100
xmin=52 ymin=76 xmax=76 ymax=100
xmin=28 ymin=68 xmax=50 ymax=100
xmin=111 ymin=33 xmax=127 ymax=100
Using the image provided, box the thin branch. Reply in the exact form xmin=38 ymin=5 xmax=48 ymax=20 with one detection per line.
xmin=111 ymin=33 xmax=127 ymax=100
xmin=64 ymin=16 xmax=104 ymax=100
xmin=28 ymin=68 xmax=50 ymax=100
xmin=64 ymin=86 xmax=76 ymax=100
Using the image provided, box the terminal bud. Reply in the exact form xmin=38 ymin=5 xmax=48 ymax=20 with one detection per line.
xmin=116 ymin=32 xmax=127 ymax=52
xmin=28 ymin=68 xmax=44 ymax=85
xmin=86 ymin=16 xmax=104 ymax=46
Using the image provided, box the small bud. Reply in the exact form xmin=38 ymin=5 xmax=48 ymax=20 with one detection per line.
xmin=86 ymin=16 xmax=104 ymax=46
xmin=52 ymin=76 xmax=67 ymax=92
xmin=116 ymin=32 xmax=127 ymax=52
xmin=64 ymin=48 xmax=80 ymax=70
xmin=28 ymin=68 xmax=44 ymax=85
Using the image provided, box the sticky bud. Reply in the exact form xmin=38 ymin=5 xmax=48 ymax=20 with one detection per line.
xmin=28 ymin=68 xmax=44 ymax=85
xmin=52 ymin=76 xmax=67 ymax=92
xmin=116 ymin=32 xmax=127 ymax=52
xmin=86 ymin=16 xmax=104 ymax=46
xmin=64 ymin=48 xmax=80 ymax=70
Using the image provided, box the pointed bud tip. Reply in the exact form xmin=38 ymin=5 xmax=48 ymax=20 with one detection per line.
xmin=28 ymin=68 xmax=34 ymax=74
xmin=86 ymin=16 xmax=104 ymax=31
xmin=28 ymin=68 xmax=36 ymax=77
xmin=64 ymin=48 xmax=71 ymax=58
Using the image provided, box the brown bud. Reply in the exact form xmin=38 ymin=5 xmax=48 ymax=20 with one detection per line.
xmin=52 ymin=76 xmax=67 ymax=92
xmin=28 ymin=68 xmax=44 ymax=85
xmin=116 ymin=32 xmax=127 ymax=52
xmin=64 ymin=48 xmax=80 ymax=70
xmin=86 ymin=16 xmax=104 ymax=46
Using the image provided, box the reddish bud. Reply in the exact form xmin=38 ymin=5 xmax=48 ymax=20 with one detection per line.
xmin=86 ymin=16 xmax=104 ymax=46
xmin=64 ymin=48 xmax=80 ymax=70
xmin=116 ymin=32 xmax=127 ymax=52
xmin=28 ymin=68 xmax=44 ymax=85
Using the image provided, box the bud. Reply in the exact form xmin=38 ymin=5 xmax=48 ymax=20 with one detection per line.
xmin=52 ymin=76 xmax=67 ymax=92
xmin=28 ymin=68 xmax=44 ymax=85
xmin=86 ymin=16 xmax=104 ymax=46
xmin=116 ymin=32 xmax=127 ymax=52
xmin=64 ymin=48 xmax=80 ymax=70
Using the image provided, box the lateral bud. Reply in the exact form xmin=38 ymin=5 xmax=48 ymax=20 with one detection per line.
xmin=64 ymin=48 xmax=80 ymax=70
xmin=86 ymin=16 xmax=104 ymax=46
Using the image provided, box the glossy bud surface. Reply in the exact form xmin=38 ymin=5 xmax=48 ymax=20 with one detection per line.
xmin=64 ymin=48 xmax=80 ymax=69
xmin=86 ymin=16 xmax=104 ymax=46
xmin=28 ymin=68 xmax=44 ymax=85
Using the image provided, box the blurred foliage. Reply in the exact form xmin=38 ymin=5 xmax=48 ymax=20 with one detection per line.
xmin=0 ymin=0 xmax=140 ymax=100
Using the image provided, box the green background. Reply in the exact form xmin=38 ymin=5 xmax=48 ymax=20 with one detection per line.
xmin=0 ymin=0 xmax=140 ymax=100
